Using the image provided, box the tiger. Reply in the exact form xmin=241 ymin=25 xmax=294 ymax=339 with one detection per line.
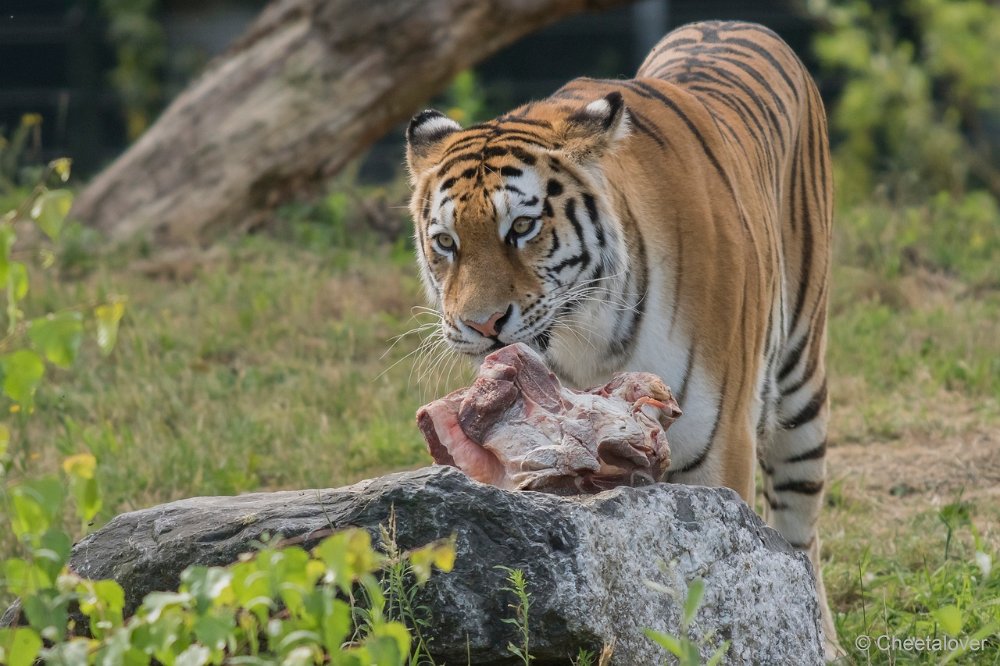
xmin=405 ymin=20 xmax=840 ymax=659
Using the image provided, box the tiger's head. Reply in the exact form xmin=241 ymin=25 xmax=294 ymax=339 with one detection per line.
xmin=405 ymin=91 xmax=632 ymax=363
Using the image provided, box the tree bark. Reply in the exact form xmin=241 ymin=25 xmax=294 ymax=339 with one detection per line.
xmin=72 ymin=0 xmax=634 ymax=245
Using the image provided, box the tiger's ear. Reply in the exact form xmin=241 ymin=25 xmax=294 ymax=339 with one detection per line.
xmin=560 ymin=92 xmax=630 ymax=163
xmin=406 ymin=110 xmax=461 ymax=177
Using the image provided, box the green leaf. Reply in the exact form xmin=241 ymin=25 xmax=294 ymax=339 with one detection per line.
xmin=29 ymin=189 xmax=73 ymax=241
xmin=8 ymin=476 xmax=64 ymax=540
xmin=3 ymin=558 xmax=47 ymax=597
xmin=181 ymin=565 xmax=234 ymax=613
xmin=8 ymin=261 xmax=28 ymax=300
xmin=94 ymin=301 xmax=126 ymax=355
xmin=1 ymin=349 xmax=45 ymax=408
xmin=22 ymin=589 xmax=69 ymax=642
xmin=644 ymin=629 xmax=684 ymax=658
xmin=40 ymin=638 xmax=92 ymax=666
xmin=175 ymin=644 xmax=211 ymax=666
xmin=933 ymin=604 xmax=963 ymax=636
xmin=682 ymin=578 xmax=705 ymax=626
xmin=35 ymin=528 xmax=73 ymax=582
xmin=0 ymin=225 xmax=14 ymax=284
xmin=369 ymin=622 xmax=410 ymax=662
xmin=0 ymin=423 xmax=8 ymax=458
xmin=28 ymin=312 xmax=84 ymax=368
xmin=0 ymin=628 xmax=42 ymax=666
xmin=193 ymin=610 xmax=236 ymax=651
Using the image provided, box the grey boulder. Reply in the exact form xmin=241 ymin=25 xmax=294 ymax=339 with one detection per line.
xmin=8 ymin=466 xmax=825 ymax=664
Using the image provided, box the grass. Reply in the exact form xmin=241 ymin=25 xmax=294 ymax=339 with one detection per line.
xmin=1 ymin=186 xmax=999 ymax=663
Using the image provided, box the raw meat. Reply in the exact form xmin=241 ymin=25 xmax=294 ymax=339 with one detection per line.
xmin=416 ymin=343 xmax=681 ymax=494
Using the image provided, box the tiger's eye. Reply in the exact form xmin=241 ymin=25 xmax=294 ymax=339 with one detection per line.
xmin=435 ymin=233 xmax=455 ymax=249
xmin=512 ymin=217 xmax=533 ymax=234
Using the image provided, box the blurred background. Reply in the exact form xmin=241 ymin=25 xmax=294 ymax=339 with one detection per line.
xmin=0 ymin=1 xmax=998 ymax=662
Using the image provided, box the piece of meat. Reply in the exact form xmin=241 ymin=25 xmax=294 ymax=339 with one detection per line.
xmin=416 ymin=343 xmax=681 ymax=494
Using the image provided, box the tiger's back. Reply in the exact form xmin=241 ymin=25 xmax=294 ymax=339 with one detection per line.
xmin=405 ymin=20 xmax=837 ymax=655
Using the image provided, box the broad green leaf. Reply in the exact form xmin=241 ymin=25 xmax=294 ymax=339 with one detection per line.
xmin=193 ymin=610 xmax=236 ymax=651
xmin=682 ymin=578 xmax=705 ymax=626
xmin=30 ymin=189 xmax=73 ymax=241
xmin=140 ymin=591 xmax=192 ymax=623
xmin=22 ymin=589 xmax=69 ymax=642
xmin=8 ymin=476 xmax=64 ymax=540
xmin=321 ymin=599 xmax=351 ymax=655
xmin=3 ymin=558 xmax=48 ymax=597
xmin=281 ymin=646 xmax=315 ymax=666
xmin=73 ymin=476 xmax=101 ymax=523
xmin=0 ymin=627 xmax=42 ymax=666
xmin=933 ymin=604 xmax=963 ymax=636
xmin=175 ymin=644 xmax=211 ymax=666
xmin=35 ymin=528 xmax=73 ymax=582
xmin=182 ymin=566 xmax=234 ymax=613
xmin=95 ymin=301 xmax=126 ymax=355
xmin=62 ymin=452 xmax=97 ymax=480
xmin=1 ymin=349 xmax=44 ymax=408
xmin=369 ymin=622 xmax=410 ymax=663
xmin=0 ymin=422 xmax=8 ymax=458
xmin=38 ymin=638 xmax=91 ymax=666
xmin=29 ymin=312 xmax=84 ymax=368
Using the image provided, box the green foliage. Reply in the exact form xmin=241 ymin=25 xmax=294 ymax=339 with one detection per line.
xmin=644 ymin=577 xmax=730 ymax=665
xmin=811 ymin=0 xmax=1000 ymax=202
xmin=0 ymin=115 xmax=44 ymax=194
xmin=833 ymin=501 xmax=1000 ymax=664
xmin=2 ymin=510 xmax=455 ymax=665
xmin=497 ymin=566 xmax=533 ymax=665
xmin=100 ymin=0 xmax=167 ymax=140
xmin=443 ymin=70 xmax=490 ymax=126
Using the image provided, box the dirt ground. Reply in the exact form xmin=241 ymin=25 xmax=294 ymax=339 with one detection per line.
xmin=826 ymin=411 xmax=1000 ymax=547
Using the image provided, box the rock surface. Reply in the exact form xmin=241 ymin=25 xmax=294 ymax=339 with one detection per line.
xmin=5 ymin=466 xmax=824 ymax=664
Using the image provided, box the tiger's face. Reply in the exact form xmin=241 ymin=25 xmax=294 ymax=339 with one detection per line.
xmin=406 ymin=93 xmax=631 ymax=360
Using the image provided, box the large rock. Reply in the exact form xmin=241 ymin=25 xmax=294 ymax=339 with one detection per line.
xmin=8 ymin=467 xmax=825 ymax=664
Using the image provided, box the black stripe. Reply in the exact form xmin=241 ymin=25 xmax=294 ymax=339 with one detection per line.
xmin=497 ymin=117 xmax=553 ymax=128
xmin=720 ymin=36 xmax=800 ymax=101
xmin=500 ymin=166 xmax=522 ymax=178
xmin=545 ymin=228 xmax=561 ymax=258
xmin=547 ymin=179 xmax=564 ymax=197
xmin=675 ymin=345 xmax=695 ymax=409
xmin=581 ymin=193 xmax=605 ymax=248
xmin=784 ymin=439 xmax=827 ymax=463
xmin=509 ymin=147 xmax=537 ymax=165
xmin=777 ymin=337 xmax=805 ymax=382
xmin=626 ymin=109 xmax=668 ymax=149
xmin=677 ymin=368 xmax=727 ymax=474
xmin=773 ymin=479 xmax=824 ymax=495
xmin=764 ymin=491 xmax=787 ymax=511
xmin=676 ymin=442 xmax=712 ymax=474
xmin=789 ymin=122 xmax=813 ymax=335
xmin=780 ymin=381 xmax=827 ymax=430
xmin=624 ymin=80 xmax=751 ymax=233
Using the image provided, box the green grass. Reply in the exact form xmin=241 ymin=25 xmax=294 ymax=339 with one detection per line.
xmin=2 ymin=188 xmax=999 ymax=662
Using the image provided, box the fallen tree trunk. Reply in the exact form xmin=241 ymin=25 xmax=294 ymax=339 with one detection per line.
xmin=71 ymin=0 xmax=634 ymax=245
xmin=2 ymin=467 xmax=825 ymax=664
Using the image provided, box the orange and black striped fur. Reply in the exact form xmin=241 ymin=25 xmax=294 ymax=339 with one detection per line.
xmin=406 ymin=21 xmax=838 ymax=656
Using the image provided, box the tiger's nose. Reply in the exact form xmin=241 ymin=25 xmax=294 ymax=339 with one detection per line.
xmin=463 ymin=306 xmax=511 ymax=338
